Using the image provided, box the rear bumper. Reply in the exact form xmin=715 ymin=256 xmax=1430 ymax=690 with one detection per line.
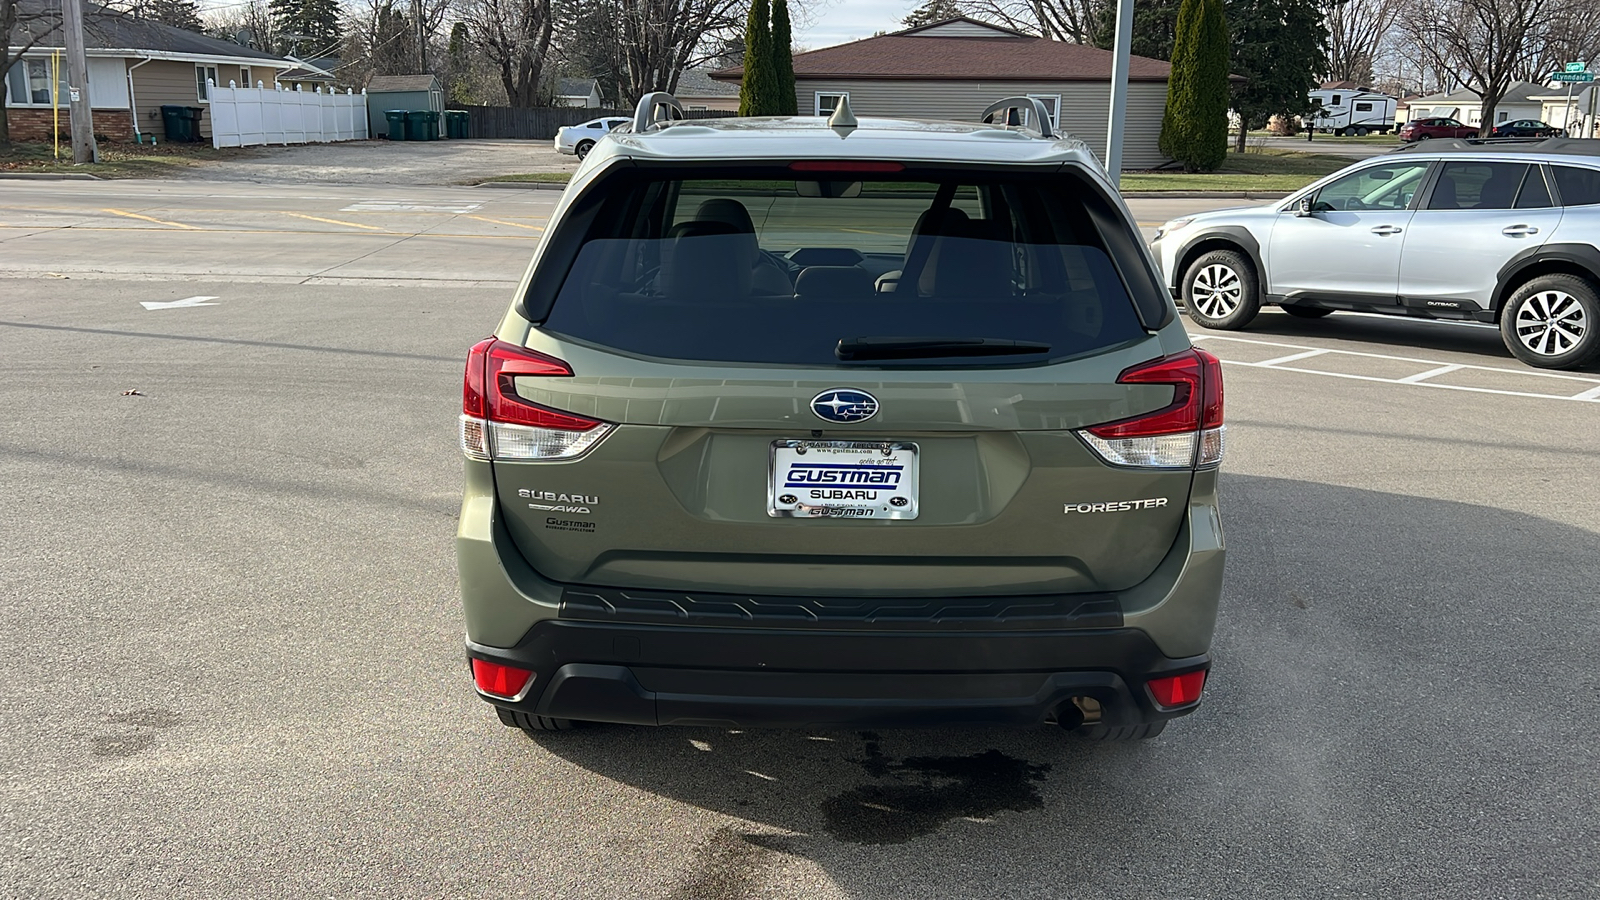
xmin=467 ymin=621 xmax=1208 ymax=728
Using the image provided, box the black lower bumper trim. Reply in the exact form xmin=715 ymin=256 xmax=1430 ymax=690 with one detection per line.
xmin=468 ymin=620 xmax=1207 ymax=729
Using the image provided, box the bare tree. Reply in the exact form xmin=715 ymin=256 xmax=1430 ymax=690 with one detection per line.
xmin=1 ymin=0 xmax=59 ymax=145
xmin=461 ymin=0 xmax=554 ymax=105
xmin=1323 ymin=0 xmax=1402 ymax=85
xmin=965 ymin=0 xmax=1107 ymax=42
xmin=552 ymin=0 xmax=745 ymax=106
xmin=1402 ymin=0 xmax=1558 ymax=135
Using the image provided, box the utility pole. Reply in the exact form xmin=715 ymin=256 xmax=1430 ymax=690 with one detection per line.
xmin=61 ymin=0 xmax=98 ymax=163
xmin=1104 ymin=0 xmax=1133 ymax=186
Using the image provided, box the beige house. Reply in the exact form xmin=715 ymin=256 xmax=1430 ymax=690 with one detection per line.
xmin=712 ymin=17 xmax=1178 ymax=168
xmin=4 ymin=3 xmax=294 ymax=142
xmin=674 ymin=69 xmax=739 ymax=112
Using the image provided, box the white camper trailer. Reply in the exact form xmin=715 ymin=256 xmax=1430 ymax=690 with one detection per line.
xmin=1308 ymin=88 xmax=1398 ymax=135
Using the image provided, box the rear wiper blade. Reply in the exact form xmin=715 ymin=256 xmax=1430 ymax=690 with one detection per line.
xmin=836 ymin=336 xmax=1052 ymax=361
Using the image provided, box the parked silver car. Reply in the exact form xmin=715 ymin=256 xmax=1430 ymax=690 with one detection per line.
xmin=1152 ymin=138 xmax=1600 ymax=369
xmin=554 ymin=116 xmax=629 ymax=159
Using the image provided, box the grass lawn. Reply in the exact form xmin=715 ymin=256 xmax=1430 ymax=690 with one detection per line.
xmin=0 ymin=141 xmax=247 ymax=178
xmin=477 ymin=172 xmax=573 ymax=184
xmin=1120 ymin=147 xmax=1353 ymax=193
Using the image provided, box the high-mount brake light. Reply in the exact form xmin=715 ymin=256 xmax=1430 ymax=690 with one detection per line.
xmin=1147 ymin=670 xmax=1206 ymax=709
xmin=1077 ymin=348 xmax=1225 ymax=469
xmin=460 ymin=338 xmax=614 ymax=461
xmin=788 ymin=161 xmax=905 ymax=173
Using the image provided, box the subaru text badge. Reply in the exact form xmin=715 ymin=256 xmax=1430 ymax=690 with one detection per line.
xmin=810 ymin=389 xmax=879 ymax=424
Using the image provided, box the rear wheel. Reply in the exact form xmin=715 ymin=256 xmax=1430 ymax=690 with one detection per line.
xmin=1499 ymin=274 xmax=1600 ymax=369
xmin=1281 ymin=305 xmax=1334 ymax=319
xmin=1074 ymin=721 xmax=1167 ymax=741
xmin=1355 ymin=126 xmax=1370 ymax=136
xmin=1416 ymin=133 xmax=1431 ymax=141
xmin=1183 ymin=249 xmax=1260 ymax=330
xmin=575 ymin=140 xmax=594 ymax=160
xmin=496 ymin=706 xmax=577 ymax=734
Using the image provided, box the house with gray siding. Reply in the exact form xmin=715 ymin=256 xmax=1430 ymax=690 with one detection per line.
xmin=712 ymin=17 xmax=1178 ymax=168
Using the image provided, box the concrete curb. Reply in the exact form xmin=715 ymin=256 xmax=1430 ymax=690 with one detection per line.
xmin=473 ymin=180 xmax=568 ymax=190
xmin=0 ymin=171 xmax=103 ymax=180
xmin=1122 ymin=190 xmax=1291 ymax=199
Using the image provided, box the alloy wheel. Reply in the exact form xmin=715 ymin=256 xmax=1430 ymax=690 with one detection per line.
xmin=1514 ymin=290 xmax=1588 ymax=357
xmin=1192 ymin=264 xmax=1243 ymax=319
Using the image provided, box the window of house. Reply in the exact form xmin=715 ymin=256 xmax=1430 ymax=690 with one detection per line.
xmin=196 ymin=65 xmax=218 ymax=101
xmin=239 ymin=67 xmax=251 ymax=88
xmin=4 ymin=58 xmax=60 ymax=106
xmin=1025 ymin=94 xmax=1061 ymax=130
xmin=814 ymin=92 xmax=848 ymax=116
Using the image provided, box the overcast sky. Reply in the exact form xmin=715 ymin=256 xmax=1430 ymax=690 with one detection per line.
xmin=795 ymin=0 xmax=916 ymax=50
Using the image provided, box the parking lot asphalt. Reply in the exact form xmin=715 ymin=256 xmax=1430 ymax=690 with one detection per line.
xmin=3 ymin=180 xmax=1599 ymax=899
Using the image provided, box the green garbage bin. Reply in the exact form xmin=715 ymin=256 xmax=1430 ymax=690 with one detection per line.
xmin=445 ymin=110 xmax=469 ymax=139
xmin=384 ymin=110 xmax=408 ymax=140
xmin=421 ymin=110 xmax=441 ymax=141
xmin=182 ymin=106 xmax=204 ymax=142
xmin=402 ymin=110 xmax=424 ymax=141
xmin=160 ymin=105 xmax=193 ymax=143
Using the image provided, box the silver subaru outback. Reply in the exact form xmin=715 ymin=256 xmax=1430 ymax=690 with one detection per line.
xmin=1151 ymin=138 xmax=1600 ymax=369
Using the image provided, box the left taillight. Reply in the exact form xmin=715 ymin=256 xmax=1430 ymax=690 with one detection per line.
xmin=460 ymin=338 xmax=614 ymax=461
xmin=1077 ymin=348 xmax=1224 ymax=469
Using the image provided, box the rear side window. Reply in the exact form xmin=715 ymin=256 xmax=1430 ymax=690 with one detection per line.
xmin=1552 ymin=166 xmax=1600 ymax=206
xmin=1514 ymin=167 xmax=1553 ymax=209
xmin=1427 ymin=162 xmax=1528 ymax=210
xmin=538 ymin=172 xmax=1148 ymax=367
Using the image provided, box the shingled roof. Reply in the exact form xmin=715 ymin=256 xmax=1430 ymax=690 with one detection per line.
xmin=7 ymin=0 xmax=290 ymax=64
xmin=714 ymin=17 xmax=1174 ymax=83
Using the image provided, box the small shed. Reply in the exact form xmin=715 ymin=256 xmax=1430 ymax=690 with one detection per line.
xmin=366 ymin=74 xmax=444 ymax=137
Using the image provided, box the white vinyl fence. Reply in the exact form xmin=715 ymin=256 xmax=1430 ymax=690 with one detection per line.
xmin=208 ymin=81 xmax=369 ymax=148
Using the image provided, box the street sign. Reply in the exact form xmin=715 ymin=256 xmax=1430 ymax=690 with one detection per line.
xmin=1553 ymin=72 xmax=1594 ymax=83
xmin=1566 ymin=62 xmax=1587 ymax=73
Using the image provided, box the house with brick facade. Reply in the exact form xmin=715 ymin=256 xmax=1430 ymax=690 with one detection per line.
xmin=4 ymin=2 xmax=295 ymax=143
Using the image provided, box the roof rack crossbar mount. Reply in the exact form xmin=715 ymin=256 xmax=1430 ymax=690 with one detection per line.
xmin=633 ymin=92 xmax=685 ymax=133
xmin=981 ymin=97 xmax=1056 ymax=139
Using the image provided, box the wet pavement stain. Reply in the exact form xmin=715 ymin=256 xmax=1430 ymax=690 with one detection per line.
xmin=108 ymin=708 xmax=180 ymax=729
xmin=663 ymin=826 xmax=770 ymax=900
xmin=822 ymin=743 xmax=1051 ymax=845
xmin=92 ymin=733 xmax=157 ymax=758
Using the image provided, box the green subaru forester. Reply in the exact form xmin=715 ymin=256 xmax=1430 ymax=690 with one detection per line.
xmin=458 ymin=95 xmax=1225 ymax=739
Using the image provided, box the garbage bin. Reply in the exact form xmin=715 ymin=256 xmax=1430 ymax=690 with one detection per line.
xmin=402 ymin=110 xmax=425 ymax=141
xmin=445 ymin=110 xmax=469 ymax=139
xmin=420 ymin=110 xmax=441 ymax=141
xmin=384 ymin=109 xmax=408 ymax=140
xmin=160 ymin=105 xmax=192 ymax=143
xmin=182 ymin=106 xmax=204 ymax=142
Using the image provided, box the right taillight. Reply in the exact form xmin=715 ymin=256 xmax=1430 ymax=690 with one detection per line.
xmin=1077 ymin=348 xmax=1224 ymax=469
xmin=460 ymin=338 xmax=614 ymax=461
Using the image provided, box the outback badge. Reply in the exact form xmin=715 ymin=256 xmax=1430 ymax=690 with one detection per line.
xmin=810 ymin=388 xmax=879 ymax=424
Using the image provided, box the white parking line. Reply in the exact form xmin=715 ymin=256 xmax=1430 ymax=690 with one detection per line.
xmin=1188 ymin=333 xmax=1600 ymax=403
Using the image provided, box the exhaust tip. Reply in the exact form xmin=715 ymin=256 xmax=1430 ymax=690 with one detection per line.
xmin=1056 ymin=700 xmax=1085 ymax=731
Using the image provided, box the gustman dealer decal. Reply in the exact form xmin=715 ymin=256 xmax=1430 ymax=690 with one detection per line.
xmin=783 ymin=462 xmax=904 ymax=503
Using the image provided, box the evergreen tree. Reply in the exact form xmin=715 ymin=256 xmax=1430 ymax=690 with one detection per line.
xmin=1158 ymin=0 xmax=1229 ymax=171
xmin=270 ymin=0 xmax=342 ymax=58
xmin=770 ymin=0 xmax=797 ymax=115
xmin=1226 ymin=0 xmax=1326 ymax=149
xmin=148 ymin=0 xmax=202 ymax=32
xmin=1090 ymin=0 xmax=1180 ymax=61
xmin=901 ymin=0 xmax=964 ymax=28
xmin=738 ymin=0 xmax=772 ymax=116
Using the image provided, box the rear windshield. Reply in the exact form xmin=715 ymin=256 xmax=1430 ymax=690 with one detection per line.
xmin=537 ymin=172 xmax=1148 ymax=367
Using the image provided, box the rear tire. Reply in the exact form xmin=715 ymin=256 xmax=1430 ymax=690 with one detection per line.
xmin=575 ymin=140 xmax=594 ymax=160
xmin=1499 ymin=274 xmax=1600 ymax=369
xmin=1074 ymin=721 xmax=1167 ymax=741
xmin=1281 ymin=305 xmax=1334 ymax=319
xmin=1355 ymin=126 xmax=1370 ymax=136
xmin=1416 ymin=133 xmax=1431 ymax=141
xmin=496 ymin=706 xmax=577 ymax=734
xmin=1183 ymin=249 xmax=1260 ymax=330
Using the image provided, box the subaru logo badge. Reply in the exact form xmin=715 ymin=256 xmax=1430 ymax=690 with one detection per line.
xmin=810 ymin=389 xmax=879 ymax=424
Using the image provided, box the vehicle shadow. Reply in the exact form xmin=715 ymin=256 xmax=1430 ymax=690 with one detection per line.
xmin=1222 ymin=308 xmax=1600 ymax=372
xmin=521 ymin=474 xmax=1600 ymax=899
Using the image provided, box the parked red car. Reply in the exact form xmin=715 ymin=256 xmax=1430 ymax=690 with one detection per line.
xmin=1398 ymin=117 xmax=1478 ymax=141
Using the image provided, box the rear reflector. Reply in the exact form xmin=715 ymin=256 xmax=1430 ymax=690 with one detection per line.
xmin=460 ymin=338 xmax=615 ymax=461
xmin=471 ymin=659 xmax=535 ymax=700
xmin=1077 ymin=348 xmax=1225 ymax=469
xmin=1147 ymin=670 xmax=1206 ymax=709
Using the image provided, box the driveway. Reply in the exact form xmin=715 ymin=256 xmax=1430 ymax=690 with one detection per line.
xmin=172 ymin=138 xmax=576 ymax=185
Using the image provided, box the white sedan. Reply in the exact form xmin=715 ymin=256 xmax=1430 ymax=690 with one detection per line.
xmin=554 ymin=117 xmax=629 ymax=159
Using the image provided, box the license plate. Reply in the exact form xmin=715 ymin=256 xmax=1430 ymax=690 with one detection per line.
xmin=768 ymin=440 xmax=919 ymax=519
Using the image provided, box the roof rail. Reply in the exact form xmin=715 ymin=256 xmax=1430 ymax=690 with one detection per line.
xmin=1392 ymin=136 xmax=1600 ymax=156
xmin=981 ymin=97 xmax=1055 ymax=139
xmin=633 ymin=92 xmax=684 ymax=133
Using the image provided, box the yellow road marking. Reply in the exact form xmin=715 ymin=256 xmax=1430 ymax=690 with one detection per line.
xmin=283 ymin=212 xmax=387 ymax=231
xmin=465 ymin=214 xmax=545 ymax=231
xmin=103 ymin=208 xmax=197 ymax=229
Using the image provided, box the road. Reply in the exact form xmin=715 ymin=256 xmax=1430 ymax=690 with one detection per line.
xmin=2 ymin=180 xmax=1598 ymax=900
